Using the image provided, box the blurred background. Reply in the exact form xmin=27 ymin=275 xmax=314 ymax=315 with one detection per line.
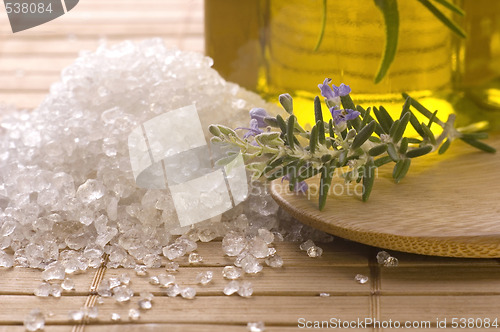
xmin=0 ymin=0 xmax=203 ymax=109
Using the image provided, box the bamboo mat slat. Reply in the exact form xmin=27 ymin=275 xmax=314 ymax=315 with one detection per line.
xmin=0 ymin=0 xmax=204 ymax=109
xmin=0 ymin=325 xmax=372 ymax=332
xmin=1 ymin=0 xmax=500 ymax=331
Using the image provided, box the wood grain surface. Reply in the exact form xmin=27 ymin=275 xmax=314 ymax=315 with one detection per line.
xmin=1 ymin=240 xmax=500 ymax=331
xmin=271 ymin=135 xmax=500 ymax=258
xmin=2 ymin=1 xmax=500 ymax=331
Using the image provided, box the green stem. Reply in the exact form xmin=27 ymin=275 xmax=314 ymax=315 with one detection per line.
xmin=314 ymin=0 xmax=327 ymax=52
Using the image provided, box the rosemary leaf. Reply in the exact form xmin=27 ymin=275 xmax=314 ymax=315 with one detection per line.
xmin=314 ymin=0 xmax=327 ymax=52
xmin=374 ymin=155 xmax=393 ymax=167
xmin=287 ymin=115 xmax=296 ymax=149
xmin=417 ymin=0 xmax=466 ymax=38
xmin=369 ymin=144 xmax=388 ymax=156
xmin=421 ymin=123 xmax=437 ymax=145
xmin=314 ymin=96 xmax=324 ymax=124
xmin=374 ymin=0 xmax=399 ymax=83
xmin=362 ymin=159 xmax=375 ymax=201
xmin=460 ymin=137 xmax=496 ymax=153
xmin=264 ymin=116 xmax=279 ymax=127
xmin=406 ymin=145 xmax=433 ymax=158
xmin=393 ymin=158 xmax=411 ymax=183
xmin=387 ymin=143 xmax=400 ymax=161
xmin=438 ymin=138 xmax=451 ymax=154
xmin=352 ymin=120 xmax=376 ymax=150
xmin=279 ymin=93 xmax=294 ymax=114
xmin=432 ymin=0 xmax=465 ymax=16
xmin=317 ymin=120 xmax=326 ymax=144
xmin=319 ymin=162 xmax=335 ymax=211
xmin=276 ymin=114 xmax=287 ymax=134
xmin=392 ymin=112 xmax=410 ymax=143
xmin=310 ymin=125 xmax=318 ymax=154
xmin=340 ymin=94 xmax=356 ymax=112
xmin=399 ymin=137 xmax=409 ymax=154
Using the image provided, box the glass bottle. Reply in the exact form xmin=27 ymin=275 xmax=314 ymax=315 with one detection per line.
xmin=205 ymin=0 xmax=496 ymax=129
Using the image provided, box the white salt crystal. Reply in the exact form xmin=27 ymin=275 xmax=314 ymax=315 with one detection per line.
xmin=158 ymin=274 xmax=176 ymax=287
xmin=165 ymin=261 xmax=179 ymax=273
xmin=50 ymin=284 xmax=62 ymax=298
xmin=300 ymin=240 xmax=315 ymax=251
xmin=222 ymin=266 xmax=242 ymax=280
xmin=249 ymin=237 xmax=269 ymax=259
xmin=86 ymin=307 xmax=99 ymax=320
xmin=376 ymin=251 xmax=391 ymax=264
xmin=181 ymin=287 xmax=196 ymax=299
xmin=112 ymin=286 xmax=134 ymax=302
xmin=138 ymin=299 xmax=152 ymax=310
xmin=247 ymin=321 xmax=265 ymax=332
xmin=165 ymin=283 xmax=181 ymax=297
xmin=149 ymin=276 xmax=160 ymax=285
xmin=128 ymin=308 xmax=140 ymax=321
xmin=257 ymin=228 xmax=274 ymax=244
xmin=307 ymin=246 xmax=323 ymax=258
xmin=140 ymin=291 xmax=154 ymax=301
xmin=355 ymin=274 xmax=369 ymax=284
xmin=61 ymin=277 xmax=75 ymax=291
xmin=42 ymin=262 xmax=65 ymax=281
xmin=76 ymin=179 xmax=106 ymax=205
xmin=222 ymin=232 xmax=247 ymax=257
xmin=135 ymin=265 xmax=148 ymax=276
xmin=69 ymin=310 xmax=84 ymax=321
xmin=24 ymin=309 xmax=45 ymax=332
xmin=195 ymin=271 xmax=213 ymax=285
xmin=34 ymin=282 xmax=51 ymax=297
xmin=188 ymin=252 xmax=203 ymax=264
xmin=223 ymin=281 xmax=240 ymax=296
xmin=265 ymin=254 xmax=283 ymax=268
xmin=238 ymin=281 xmax=253 ymax=298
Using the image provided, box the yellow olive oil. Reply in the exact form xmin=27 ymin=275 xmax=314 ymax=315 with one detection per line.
xmin=205 ymin=0 xmax=498 ymax=130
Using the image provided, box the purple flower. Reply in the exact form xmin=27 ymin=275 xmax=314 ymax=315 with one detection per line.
xmin=330 ymin=107 xmax=360 ymax=125
xmin=249 ymin=108 xmax=268 ymax=128
xmin=295 ymin=181 xmax=309 ymax=194
xmin=318 ymin=78 xmax=351 ymax=100
xmin=281 ymin=175 xmax=308 ymax=194
xmin=236 ymin=119 xmax=263 ymax=139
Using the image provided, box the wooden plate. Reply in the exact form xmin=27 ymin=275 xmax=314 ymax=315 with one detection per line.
xmin=270 ymin=135 xmax=500 ymax=258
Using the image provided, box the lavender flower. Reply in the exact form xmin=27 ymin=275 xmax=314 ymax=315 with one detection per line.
xmin=249 ymin=108 xmax=268 ymax=128
xmin=318 ymin=78 xmax=351 ymax=100
xmin=236 ymin=119 xmax=263 ymax=139
xmin=282 ymin=175 xmax=308 ymax=194
xmin=330 ymin=107 xmax=360 ymax=125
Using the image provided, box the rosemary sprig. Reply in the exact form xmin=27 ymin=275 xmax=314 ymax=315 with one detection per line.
xmin=209 ymin=79 xmax=495 ymax=211
xmin=314 ymin=0 xmax=466 ymax=83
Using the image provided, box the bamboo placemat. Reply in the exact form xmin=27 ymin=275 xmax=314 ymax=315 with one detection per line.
xmin=0 ymin=0 xmax=204 ymax=109
xmin=1 ymin=241 xmax=500 ymax=331
xmin=1 ymin=1 xmax=500 ymax=331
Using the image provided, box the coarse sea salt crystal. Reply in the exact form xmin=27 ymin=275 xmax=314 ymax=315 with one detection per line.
xmin=195 ymin=271 xmax=213 ymax=285
xmin=0 ymin=39 xmax=335 ymax=286
xmin=181 ymin=287 xmax=196 ymax=299
xmin=265 ymin=254 xmax=283 ymax=268
xmin=355 ymin=274 xmax=369 ymax=284
xmin=247 ymin=321 xmax=266 ymax=332
xmin=223 ymin=281 xmax=240 ymax=296
xmin=237 ymin=281 xmax=253 ymax=298
xmin=24 ymin=309 xmax=45 ymax=332
xmin=61 ymin=277 xmax=75 ymax=291
xmin=222 ymin=266 xmax=242 ymax=280
xmin=128 ymin=308 xmax=140 ymax=321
